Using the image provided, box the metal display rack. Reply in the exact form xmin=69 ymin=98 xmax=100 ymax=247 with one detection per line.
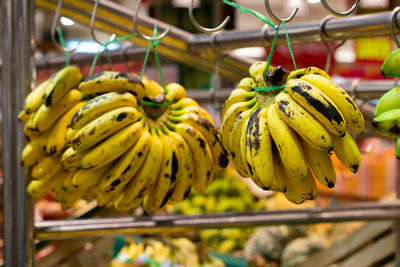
xmin=3 ymin=0 xmax=400 ymax=266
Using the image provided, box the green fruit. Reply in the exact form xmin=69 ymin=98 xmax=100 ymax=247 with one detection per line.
xmin=381 ymin=48 xmax=400 ymax=77
xmin=371 ymin=108 xmax=400 ymax=138
xmin=375 ymin=85 xmax=400 ymax=116
xmin=396 ymin=138 xmax=400 ymax=160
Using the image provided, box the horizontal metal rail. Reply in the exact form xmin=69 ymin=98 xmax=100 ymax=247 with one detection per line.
xmin=35 ymin=201 xmax=400 ymax=240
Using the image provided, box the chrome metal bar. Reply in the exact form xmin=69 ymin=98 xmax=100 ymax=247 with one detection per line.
xmin=35 ymin=0 xmax=253 ymax=82
xmin=1 ymin=0 xmax=33 ymax=266
xmin=190 ymin=11 xmax=400 ymax=50
xmin=35 ymin=202 xmax=400 ymax=240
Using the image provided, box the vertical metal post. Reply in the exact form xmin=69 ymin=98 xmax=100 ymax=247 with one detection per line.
xmin=1 ymin=0 xmax=34 ymax=266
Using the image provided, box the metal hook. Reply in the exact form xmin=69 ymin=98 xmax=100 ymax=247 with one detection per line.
xmin=321 ymin=0 xmax=360 ymax=17
xmin=134 ymin=0 xmax=170 ymax=41
xmin=320 ymin=16 xmax=346 ymax=73
xmin=264 ymin=0 xmax=298 ymax=24
xmin=189 ymin=0 xmax=230 ymax=33
xmin=51 ymin=0 xmax=79 ymax=52
xmin=390 ymin=6 xmax=400 ymax=48
xmin=90 ymin=0 xmax=116 ymax=46
xmin=210 ymin=32 xmax=224 ymax=105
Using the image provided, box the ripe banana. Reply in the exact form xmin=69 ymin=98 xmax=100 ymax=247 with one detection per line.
xmin=97 ymin=127 xmax=152 ymax=206
xmin=30 ymin=89 xmax=83 ymax=133
xmin=165 ymin=82 xmax=186 ymax=103
xmin=72 ymin=106 xmax=141 ymax=151
xmin=284 ymin=169 xmax=317 ymax=204
xmin=18 ymin=110 xmax=31 ymax=123
xmin=170 ymin=97 xmax=199 ymax=110
xmin=170 ymin=105 xmax=214 ymax=124
xmin=78 ymin=71 xmax=145 ymax=100
xmin=275 ymin=92 xmax=332 ymax=151
xmin=24 ymin=80 xmax=49 ymax=114
xmin=171 ymin=122 xmax=214 ymax=192
xmin=286 ymin=67 xmax=331 ymax=82
xmin=222 ymin=89 xmax=256 ymax=118
xmin=374 ymin=85 xmax=400 ymax=116
xmin=267 ymin=104 xmax=308 ymax=179
xmin=300 ymin=138 xmax=336 ymax=188
xmin=65 ymin=127 xmax=77 ymax=146
xmin=269 ymin=148 xmax=287 ymax=193
xmin=60 ymin=147 xmax=87 ymax=171
xmin=71 ymin=92 xmax=138 ymax=130
xmin=43 ymin=66 xmax=83 ymax=106
xmin=80 ymin=121 xmax=144 ymax=169
xmin=168 ymin=112 xmax=228 ymax=170
xmin=237 ymin=77 xmax=257 ymax=91
xmin=240 ymin=116 xmax=254 ymax=180
xmin=381 ymin=47 xmax=400 ymax=77
xmin=220 ymin=98 xmax=257 ymax=150
xmin=300 ymin=74 xmax=364 ymax=135
xmin=115 ymin=127 xmax=164 ymax=211
xmin=249 ymin=61 xmax=273 ymax=87
xmin=371 ymin=108 xmax=400 ymax=138
xmin=72 ymin=163 xmax=113 ymax=190
xmin=143 ymin=131 xmax=177 ymax=213
xmin=286 ymin=78 xmax=346 ymax=136
xmin=331 ymin=131 xmax=361 ymax=173
xmin=31 ymin=155 xmax=63 ymax=180
xmin=46 ymin=101 xmax=86 ymax=156
xmin=21 ymin=140 xmax=43 ymax=167
xmin=246 ymin=107 xmax=274 ymax=189
xmin=166 ymin=128 xmax=194 ymax=204
xmin=27 ymin=171 xmax=57 ymax=198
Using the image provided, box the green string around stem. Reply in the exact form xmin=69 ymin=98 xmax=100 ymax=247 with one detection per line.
xmin=88 ymin=32 xmax=138 ymax=76
xmin=55 ymin=26 xmax=69 ymax=67
xmin=255 ymin=84 xmax=286 ymax=92
xmin=283 ymin=20 xmax=297 ymax=70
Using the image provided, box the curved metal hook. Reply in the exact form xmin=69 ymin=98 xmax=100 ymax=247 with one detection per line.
xmin=134 ymin=0 xmax=170 ymax=41
xmin=90 ymin=0 xmax=116 ymax=46
xmin=189 ymin=0 xmax=230 ymax=33
xmin=321 ymin=0 xmax=360 ymax=17
xmin=320 ymin=16 xmax=346 ymax=73
xmin=264 ymin=0 xmax=298 ymax=24
xmin=51 ymin=0 xmax=79 ymax=52
xmin=390 ymin=6 xmax=400 ymax=48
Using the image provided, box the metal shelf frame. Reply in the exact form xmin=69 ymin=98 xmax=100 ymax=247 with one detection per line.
xmin=2 ymin=0 xmax=400 ymax=266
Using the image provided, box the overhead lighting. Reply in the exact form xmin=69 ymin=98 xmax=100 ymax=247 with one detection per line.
xmin=59 ymin=16 xmax=74 ymax=26
xmin=307 ymin=0 xmax=320 ymax=4
xmin=66 ymin=40 xmax=120 ymax=53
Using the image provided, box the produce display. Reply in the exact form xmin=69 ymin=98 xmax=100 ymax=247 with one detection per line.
xmin=111 ymin=237 xmax=225 ymax=267
xmin=373 ymin=47 xmax=400 ymax=158
xmin=221 ymin=61 xmax=364 ymax=204
xmin=20 ymin=66 xmax=228 ymax=212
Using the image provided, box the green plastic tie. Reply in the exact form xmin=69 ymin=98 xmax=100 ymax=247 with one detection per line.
xmin=89 ymin=32 xmax=137 ymax=76
xmin=283 ymin=20 xmax=297 ymax=70
xmin=264 ymin=25 xmax=280 ymax=80
xmin=255 ymin=84 xmax=286 ymax=92
xmin=56 ymin=26 xmax=69 ymax=67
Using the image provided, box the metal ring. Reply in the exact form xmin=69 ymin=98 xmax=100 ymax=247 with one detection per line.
xmin=90 ymin=0 xmax=115 ymax=46
xmin=51 ymin=0 xmax=80 ymax=52
xmin=390 ymin=6 xmax=400 ymax=48
xmin=264 ymin=0 xmax=298 ymax=24
xmin=133 ymin=0 xmax=170 ymax=41
xmin=321 ymin=0 xmax=360 ymax=17
xmin=189 ymin=0 xmax=230 ymax=33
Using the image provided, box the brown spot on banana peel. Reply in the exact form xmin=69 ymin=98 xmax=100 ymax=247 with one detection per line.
xmin=110 ymin=179 xmax=121 ymax=187
xmin=183 ymin=187 xmax=191 ymax=199
xmin=325 ymin=177 xmax=335 ymax=188
xmin=291 ymin=84 xmax=345 ymax=131
xmin=170 ymin=152 xmax=178 ymax=184
xmin=116 ymin=112 xmax=128 ymax=121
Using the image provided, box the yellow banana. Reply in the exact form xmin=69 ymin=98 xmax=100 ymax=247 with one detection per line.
xmin=60 ymin=147 xmax=87 ymax=171
xmin=331 ymin=131 xmax=361 ymax=173
xmin=71 ymin=106 xmax=141 ymax=151
xmin=78 ymin=71 xmax=145 ymax=100
xmin=65 ymin=127 xmax=77 ymax=147
xmin=72 ymin=162 xmax=113 ymax=190
xmin=246 ymin=107 xmax=274 ymax=189
xmin=27 ymin=173 xmax=55 ymax=198
xmin=31 ymin=89 xmax=83 ymax=133
xmin=170 ymin=97 xmax=199 ymax=110
xmin=300 ymin=137 xmax=336 ymax=188
xmin=169 ymin=105 xmax=214 ymax=124
xmin=165 ymin=82 xmax=186 ymax=103
xmin=237 ymin=77 xmax=257 ymax=91
xmin=21 ymin=141 xmax=42 ymax=167
xmin=171 ymin=122 xmax=214 ymax=192
xmin=24 ymin=80 xmax=49 ymax=114
xmin=168 ymin=112 xmax=228 ymax=171
xmin=43 ymin=66 xmax=83 ymax=106
xmin=71 ymin=92 xmax=137 ymax=130
xmin=269 ymin=149 xmax=287 ymax=192
xmin=97 ymin=127 xmax=152 ymax=206
xmin=249 ymin=61 xmax=274 ymax=87
xmin=220 ymin=98 xmax=257 ymax=151
xmin=286 ymin=67 xmax=331 ymax=82
xmin=267 ymin=104 xmax=308 ymax=179
xmin=18 ymin=110 xmax=31 ymax=123
xmin=80 ymin=121 xmax=143 ymax=169
xmin=166 ymin=128 xmax=194 ymax=204
xmin=143 ymin=131 xmax=176 ymax=213
xmin=46 ymin=102 xmax=85 ymax=156
xmin=115 ymin=127 xmax=164 ymax=211
xmin=300 ymin=74 xmax=364 ymax=135
xmin=240 ymin=116 xmax=254 ymax=181
xmin=286 ymin=78 xmax=346 ymax=136
xmin=31 ymin=155 xmax=63 ymax=180
xmin=222 ymin=89 xmax=256 ymax=118
xmin=275 ymin=92 xmax=333 ymax=151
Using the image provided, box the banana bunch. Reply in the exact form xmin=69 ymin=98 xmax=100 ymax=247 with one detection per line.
xmin=221 ymin=61 xmax=364 ymax=204
xmin=372 ymin=49 xmax=400 ymax=157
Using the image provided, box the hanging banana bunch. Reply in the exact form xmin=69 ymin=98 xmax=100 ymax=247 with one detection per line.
xmin=220 ymin=61 xmax=364 ymax=204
